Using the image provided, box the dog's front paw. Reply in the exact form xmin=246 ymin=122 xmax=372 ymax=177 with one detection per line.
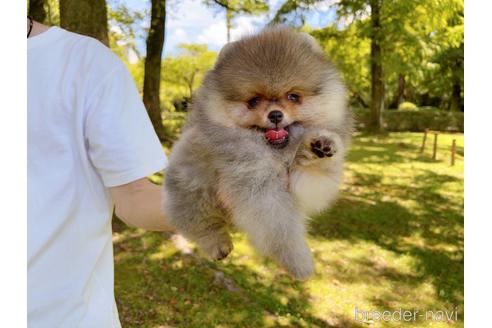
xmin=310 ymin=135 xmax=337 ymax=158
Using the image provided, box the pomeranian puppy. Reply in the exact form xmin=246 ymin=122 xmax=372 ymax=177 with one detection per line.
xmin=163 ymin=27 xmax=353 ymax=280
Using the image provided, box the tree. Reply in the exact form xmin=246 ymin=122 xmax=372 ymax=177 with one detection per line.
xmin=204 ymin=0 xmax=268 ymax=42
xmin=444 ymin=44 xmax=464 ymax=112
xmin=42 ymin=0 xmax=60 ymax=26
xmin=28 ymin=0 xmax=47 ymax=23
xmin=271 ymin=0 xmax=319 ymax=26
xmin=311 ymin=25 xmax=371 ymax=108
xmin=108 ymin=4 xmax=146 ymax=64
xmin=59 ymin=0 xmax=109 ymax=46
xmin=143 ymin=0 xmax=168 ymax=142
xmin=161 ymin=44 xmax=217 ymax=111
xmin=274 ymin=0 xmax=465 ymax=127
xmin=165 ymin=44 xmax=216 ymax=99
xmin=368 ymin=0 xmax=384 ymax=131
xmin=274 ymin=0 xmax=385 ymax=131
xmin=331 ymin=0 xmax=387 ymax=131
xmin=427 ymin=0 xmax=464 ymax=111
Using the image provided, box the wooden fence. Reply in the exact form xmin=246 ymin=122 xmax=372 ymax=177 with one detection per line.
xmin=420 ymin=129 xmax=462 ymax=165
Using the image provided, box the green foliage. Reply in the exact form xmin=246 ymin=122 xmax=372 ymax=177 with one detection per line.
xmin=37 ymin=0 xmax=60 ymax=25
xmin=105 ymin=4 xmax=218 ymax=119
xmin=354 ymin=107 xmax=464 ymax=132
xmin=162 ymin=112 xmax=187 ymax=139
xmin=161 ymin=44 xmax=217 ymax=112
xmin=102 ymin=0 xmax=463 ymax=135
xmin=114 ymin=132 xmax=463 ymax=327
xmin=204 ymin=0 xmax=268 ymax=41
xmin=398 ymin=101 xmax=418 ymax=111
xmin=273 ymin=0 xmax=464 ymax=111
xmin=107 ymin=2 xmax=147 ymax=66
xmin=310 ymin=24 xmax=371 ymax=107
xmin=271 ymin=0 xmax=320 ymax=25
xmin=104 ymin=2 xmax=150 ymax=98
xmin=204 ymin=0 xmax=268 ymax=16
xmin=127 ymin=61 xmax=145 ymax=93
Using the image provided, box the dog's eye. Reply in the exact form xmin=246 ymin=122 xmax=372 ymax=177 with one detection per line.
xmin=287 ymin=93 xmax=301 ymax=103
xmin=247 ymin=96 xmax=261 ymax=109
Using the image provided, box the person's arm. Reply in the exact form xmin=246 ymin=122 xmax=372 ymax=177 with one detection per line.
xmin=109 ymin=178 xmax=173 ymax=232
xmin=80 ymin=45 xmax=171 ymax=231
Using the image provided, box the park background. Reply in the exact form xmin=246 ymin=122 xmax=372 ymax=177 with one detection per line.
xmin=28 ymin=0 xmax=464 ymax=327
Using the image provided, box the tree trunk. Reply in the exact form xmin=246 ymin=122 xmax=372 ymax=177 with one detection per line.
xmin=226 ymin=8 xmax=233 ymax=42
xmin=388 ymin=74 xmax=405 ymax=109
xmin=59 ymin=0 xmax=109 ymax=46
xmin=397 ymin=74 xmax=405 ymax=105
xmin=369 ymin=0 xmax=384 ymax=132
xmin=450 ymin=82 xmax=461 ymax=112
xmin=143 ymin=0 xmax=167 ymax=142
xmin=187 ymin=70 xmax=197 ymax=100
xmin=29 ymin=0 xmax=47 ymax=23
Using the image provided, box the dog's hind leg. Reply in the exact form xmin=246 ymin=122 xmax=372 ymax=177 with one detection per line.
xmin=217 ymin=167 xmax=314 ymax=280
xmin=163 ymin=166 xmax=232 ymax=261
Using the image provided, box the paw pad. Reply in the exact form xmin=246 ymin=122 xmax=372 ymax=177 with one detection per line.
xmin=310 ymin=137 xmax=336 ymax=158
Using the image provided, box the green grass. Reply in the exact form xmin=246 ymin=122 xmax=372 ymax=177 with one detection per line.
xmin=113 ymin=132 xmax=464 ymax=328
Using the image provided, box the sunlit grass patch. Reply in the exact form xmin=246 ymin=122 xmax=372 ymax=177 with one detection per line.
xmin=116 ymin=132 xmax=463 ymax=327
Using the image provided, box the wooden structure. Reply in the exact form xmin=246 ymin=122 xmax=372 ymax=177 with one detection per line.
xmin=420 ymin=129 xmax=460 ymax=166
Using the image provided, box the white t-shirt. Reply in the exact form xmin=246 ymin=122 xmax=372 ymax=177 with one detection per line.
xmin=27 ymin=27 xmax=168 ymax=327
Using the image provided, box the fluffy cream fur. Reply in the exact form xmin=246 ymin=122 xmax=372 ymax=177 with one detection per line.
xmin=163 ymin=27 xmax=353 ymax=280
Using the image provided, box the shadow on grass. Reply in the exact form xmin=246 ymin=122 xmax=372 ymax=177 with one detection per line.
xmin=347 ymin=137 xmax=440 ymax=165
xmin=113 ymin=230 xmax=363 ymax=328
xmin=114 ymin=133 xmax=463 ymax=327
xmin=310 ymin=166 xmax=463 ymax=307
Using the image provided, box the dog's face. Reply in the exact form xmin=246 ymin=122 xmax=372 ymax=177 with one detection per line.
xmin=199 ymin=27 xmax=347 ymax=148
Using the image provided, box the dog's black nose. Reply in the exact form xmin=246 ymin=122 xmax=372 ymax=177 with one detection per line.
xmin=268 ymin=110 xmax=283 ymax=124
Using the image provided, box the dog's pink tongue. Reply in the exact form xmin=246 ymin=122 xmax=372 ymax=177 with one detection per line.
xmin=265 ymin=128 xmax=289 ymax=141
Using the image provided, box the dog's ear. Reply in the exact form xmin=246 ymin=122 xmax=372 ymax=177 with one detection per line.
xmin=217 ymin=41 xmax=237 ymax=63
xmin=300 ymin=32 xmax=324 ymax=55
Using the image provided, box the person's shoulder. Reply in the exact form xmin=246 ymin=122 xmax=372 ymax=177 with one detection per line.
xmin=58 ymin=28 xmax=125 ymax=76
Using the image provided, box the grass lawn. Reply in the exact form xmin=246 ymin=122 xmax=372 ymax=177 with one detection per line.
xmin=113 ymin=132 xmax=464 ymax=328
